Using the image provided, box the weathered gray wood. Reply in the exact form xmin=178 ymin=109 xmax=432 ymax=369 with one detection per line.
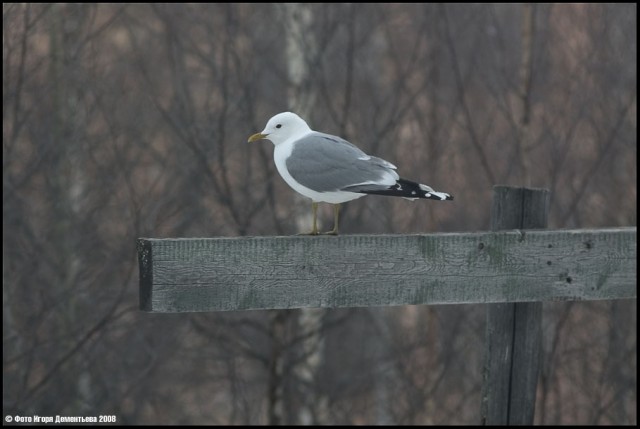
xmin=482 ymin=186 xmax=549 ymax=425
xmin=508 ymin=301 xmax=543 ymax=424
xmin=137 ymin=227 xmax=636 ymax=313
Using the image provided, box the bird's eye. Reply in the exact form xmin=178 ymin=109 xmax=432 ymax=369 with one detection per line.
xmin=276 ymin=124 xmax=282 ymax=129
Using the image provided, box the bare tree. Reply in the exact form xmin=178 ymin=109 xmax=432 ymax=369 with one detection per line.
xmin=3 ymin=3 xmax=636 ymax=425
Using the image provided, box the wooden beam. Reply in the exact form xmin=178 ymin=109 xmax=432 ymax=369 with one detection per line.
xmin=481 ymin=186 xmax=548 ymax=425
xmin=138 ymin=227 xmax=636 ymax=313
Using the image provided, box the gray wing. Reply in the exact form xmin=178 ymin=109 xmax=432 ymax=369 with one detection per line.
xmin=286 ymin=132 xmax=399 ymax=192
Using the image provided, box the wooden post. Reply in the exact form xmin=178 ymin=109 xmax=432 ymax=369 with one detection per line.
xmin=481 ymin=186 xmax=550 ymax=425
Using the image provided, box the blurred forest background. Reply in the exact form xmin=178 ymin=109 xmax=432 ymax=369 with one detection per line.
xmin=3 ymin=3 xmax=636 ymax=425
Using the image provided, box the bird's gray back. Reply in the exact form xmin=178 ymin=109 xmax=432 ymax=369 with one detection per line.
xmin=286 ymin=132 xmax=397 ymax=193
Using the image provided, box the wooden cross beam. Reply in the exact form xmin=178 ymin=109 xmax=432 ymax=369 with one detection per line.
xmin=138 ymin=227 xmax=635 ymax=313
xmin=137 ymin=186 xmax=636 ymax=425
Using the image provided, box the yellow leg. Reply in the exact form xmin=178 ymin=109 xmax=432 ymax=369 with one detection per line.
xmin=298 ymin=202 xmax=320 ymax=235
xmin=323 ymin=204 xmax=340 ymax=235
xmin=311 ymin=202 xmax=319 ymax=235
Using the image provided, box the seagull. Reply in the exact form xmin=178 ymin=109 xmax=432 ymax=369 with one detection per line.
xmin=248 ymin=112 xmax=453 ymax=235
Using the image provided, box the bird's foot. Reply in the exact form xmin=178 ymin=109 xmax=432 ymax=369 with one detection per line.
xmin=296 ymin=229 xmax=320 ymax=236
xmin=322 ymin=229 xmax=339 ymax=236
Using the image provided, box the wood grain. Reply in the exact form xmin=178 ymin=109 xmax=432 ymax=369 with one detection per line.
xmin=482 ymin=186 xmax=548 ymax=425
xmin=138 ymin=227 xmax=636 ymax=313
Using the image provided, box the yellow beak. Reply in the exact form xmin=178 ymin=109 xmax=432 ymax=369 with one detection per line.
xmin=248 ymin=132 xmax=268 ymax=143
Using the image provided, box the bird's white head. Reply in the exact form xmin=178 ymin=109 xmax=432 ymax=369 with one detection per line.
xmin=248 ymin=112 xmax=312 ymax=146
